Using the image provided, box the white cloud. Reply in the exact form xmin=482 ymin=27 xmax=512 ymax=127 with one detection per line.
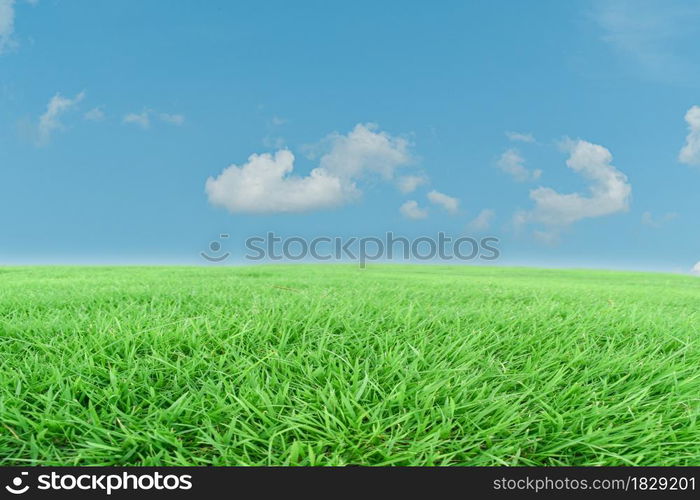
xmin=427 ymin=189 xmax=459 ymax=214
xmin=516 ymin=139 xmax=631 ymax=232
xmin=123 ymin=111 xmax=150 ymax=129
xmin=206 ymin=123 xmax=413 ymax=214
xmin=692 ymin=262 xmax=700 ymax=275
xmin=318 ymin=123 xmax=411 ymax=180
xmin=206 ymin=150 xmax=350 ymax=214
xmin=123 ymin=110 xmax=185 ymax=129
xmin=641 ymin=211 xmax=677 ymax=228
xmin=0 ymin=0 xmax=15 ymax=54
xmin=396 ymin=174 xmax=427 ymax=194
xmin=468 ymin=209 xmax=495 ymax=231
xmin=505 ymin=131 xmax=535 ymax=143
xmin=37 ymin=91 xmax=85 ymax=145
xmin=84 ymin=107 xmax=105 ymax=121
xmin=159 ymin=112 xmax=185 ymax=126
xmin=496 ymin=149 xmax=542 ymax=182
xmin=679 ymin=105 xmax=700 ymax=166
xmin=400 ymin=200 xmax=428 ymax=220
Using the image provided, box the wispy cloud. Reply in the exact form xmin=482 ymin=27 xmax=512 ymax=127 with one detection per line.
xmin=641 ymin=211 xmax=678 ymax=228
xmin=159 ymin=112 xmax=185 ymax=126
xmin=123 ymin=111 xmax=150 ymax=129
xmin=262 ymin=135 xmax=286 ymax=149
xmin=271 ymin=116 xmax=286 ymax=126
xmin=592 ymin=0 xmax=700 ymax=83
xmin=468 ymin=209 xmax=495 ymax=231
xmin=496 ymin=149 xmax=542 ymax=182
xmin=679 ymin=105 xmax=700 ymax=166
xmin=83 ymin=107 xmax=105 ymax=122
xmin=37 ymin=91 xmax=85 ymax=145
xmin=123 ymin=109 xmax=185 ymax=129
xmin=0 ymin=0 xmax=15 ymax=54
xmin=206 ymin=123 xmax=413 ymax=214
xmin=505 ymin=131 xmax=535 ymax=143
xmin=400 ymin=200 xmax=428 ymax=220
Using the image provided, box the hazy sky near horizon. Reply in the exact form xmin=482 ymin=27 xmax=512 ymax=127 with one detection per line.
xmin=1 ymin=0 xmax=700 ymax=272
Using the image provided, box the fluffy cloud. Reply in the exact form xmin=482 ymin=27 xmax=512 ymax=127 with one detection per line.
xmin=37 ymin=91 xmax=85 ymax=145
xmin=679 ymin=105 xmax=700 ymax=166
xmin=516 ymin=139 xmax=631 ymax=232
xmin=427 ymin=190 xmax=459 ymax=214
xmin=123 ymin=110 xmax=184 ymax=129
xmin=0 ymin=0 xmax=14 ymax=53
xmin=496 ymin=149 xmax=542 ymax=182
xmin=206 ymin=123 xmax=413 ymax=214
xmin=205 ymin=150 xmax=349 ymax=214
xmin=317 ymin=123 xmax=411 ymax=180
xmin=468 ymin=209 xmax=495 ymax=231
xmin=396 ymin=175 xmax=427 ymax=194
xmin=693 ymin=262 xmax=700 ymax=275
xmin=505 ymin=131 xmax=535 ymax=143
xmin=400 ymin=200 xmax=428 ymax=220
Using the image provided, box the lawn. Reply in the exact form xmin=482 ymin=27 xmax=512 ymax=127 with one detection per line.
xmin=0 ymin=265 xmax=698 ymax=466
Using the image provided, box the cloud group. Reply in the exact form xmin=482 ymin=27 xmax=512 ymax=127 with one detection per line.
xmin=516 ymin=139 xmax=631 ymax=235
xmin=679 ymin=105 xmax=700 ymax=166
xmin=206 ymin=123 xmax=413 ymax=214
xmin=31 ymin=93 xmax=186 ymax=144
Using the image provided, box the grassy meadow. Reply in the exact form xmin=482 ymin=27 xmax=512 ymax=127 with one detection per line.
xmin=0 ymin=265 xmax=698 ymax=466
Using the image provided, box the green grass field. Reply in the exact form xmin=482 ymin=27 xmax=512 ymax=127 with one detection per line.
xmin=0 ymin=265 xmax=698 ymax=466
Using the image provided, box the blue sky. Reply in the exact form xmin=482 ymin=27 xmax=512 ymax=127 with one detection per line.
xmin=1 ymin=0 xmax=699 ymax=272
